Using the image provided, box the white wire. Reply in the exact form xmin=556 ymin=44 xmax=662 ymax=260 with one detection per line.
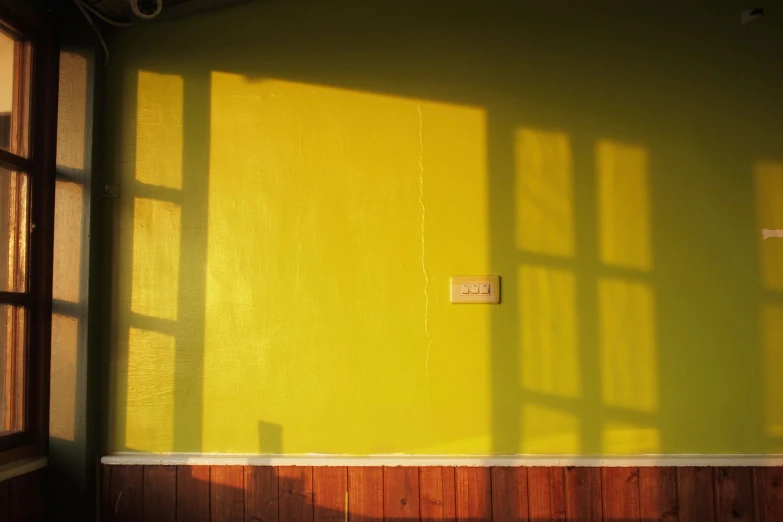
xmin=72 ymin=0 xmax=110 ymax=66
xmin=81 ymin=1 xmax=133 ymax=27
xmin=128 ymin=0 xmax=163 ymax=20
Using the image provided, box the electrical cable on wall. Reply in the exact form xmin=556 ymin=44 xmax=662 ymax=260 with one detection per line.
xmin=72 ymin=0 xmax=112 ymax=66
xmin=72 ymin=0 xmax=164 ymax=66
xmin=80 ymin=1 xmax=133 ymax=27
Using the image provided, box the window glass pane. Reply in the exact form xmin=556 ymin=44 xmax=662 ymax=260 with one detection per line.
xmin=0 ymin=168 xmax=28 ymax=292
xmin=0 ymin=28 xmax=30 ymax=158
xmin=0 ymin=304 xmax=25 ymax=433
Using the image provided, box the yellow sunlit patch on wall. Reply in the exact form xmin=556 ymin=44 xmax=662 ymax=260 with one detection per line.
xmin=522 ymin=404 xmax=580 ymax=454
xmin=130 ymin=198 xmax=181 ymax=321
xmin=416 ymin=100 xmax=492 ymax=456
xmin=597 ymin=141 xmax=651 ymax=271
xmin=57 ymin=52 xmax=88 ymax=171
xmin=519 ymin=265 xmax=580 ymax=398
xmin=202 ymin=73 xmax=492 ymax=454
xmin=601 ymin=423 xmax=660 ymax=454
xmin=761 ymin=303 xmax=783 ymax=438
xmin=135 ymin=71 xmax=183 ymax=190
xmin=598 ymin=278 xmax=657 ymax=413
xmin=515 ymin=129 xmax=574 ymax=257
xmin=53 ymin=180 xmax=83 ymax=303
xmin=755 ymin=162 xmax=783 ymax=292
xmin=125 ymin=327 xmax=175 ymax=452
xmin=50 ymin=313 xmax=79 ymax=441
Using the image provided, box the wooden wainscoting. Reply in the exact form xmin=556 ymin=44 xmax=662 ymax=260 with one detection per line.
xmin=100 ymin=464 xmax=783 ymax=522
xmin=0 ymin=468 xmax=45 ymax=521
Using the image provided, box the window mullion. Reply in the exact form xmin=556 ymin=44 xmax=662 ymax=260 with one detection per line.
xmin=0 ymin=150 xmax=30 ymax=173
xmin=0 ymin=292 xmax=27 ymax=307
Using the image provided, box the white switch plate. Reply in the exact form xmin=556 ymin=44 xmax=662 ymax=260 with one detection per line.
xmin=450 ymin=275 xmax=500 ymax=304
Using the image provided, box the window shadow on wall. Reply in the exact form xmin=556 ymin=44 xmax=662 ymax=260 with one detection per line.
xmin=99 ymin=1 xmax=783 ymax=472
xmin=50 ymin=46 xmax=95 ymax=522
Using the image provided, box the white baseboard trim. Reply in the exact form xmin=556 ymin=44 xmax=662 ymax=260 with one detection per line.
xmin=101 ymin=453 xmax=783 ymax=467
xmin=0 ymin=457 xmax=47 ymax=483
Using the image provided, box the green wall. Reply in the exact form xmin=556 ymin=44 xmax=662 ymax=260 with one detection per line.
xmin=103 ymin=1 xmax=783 ymax=455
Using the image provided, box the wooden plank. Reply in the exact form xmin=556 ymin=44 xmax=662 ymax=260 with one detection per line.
xmin=246 ymin=466 xmax=279 ymax=522
xmin=550 ymin=467 xmax=566 ymax=521
xmin=211 ymin=466 xmax=245 ymax=522
xmin=384 ymin=467 xmax=420 ymax=520
xmin=177 ymin=466 xmax=209 ymax=522
xmin=348 ymin=467 xmax=383 ymax=522
xmin=677 ymin=467 xmax=716 ymax=522
xmin=714 ymin=468 xmax=753 ymax=522
xmin=101 ymin=465 xmax=112 ymax=522
xmin=420 ymin=467 xmax=456 ymax=522
xmin=639 ymin=467 xmax=678 ymax=522
xmin=755 ymin=467 xmax=783 ymax=522
xmin=527 ymin=467 xmax=551 ymax=520
xmin=455 ymin=467 xmax=491 ymax=522
xmin=144 ymin=466 xmax=176 ymax=522
xmin=110 ymin=465 xmax=143 ymax=522
xmin=440 ymin=468 xmax=456 ymax=521
xmin=564 ymin=467 xmax=601 ymax=522
xmin=8 ymin=469 xmax=43 ymax=522
xmin=491 ymin=467 xmax=528 ymax=522
xmin=279 ymin=467 xmax=313 ymax=522
xmin=313 ymin=467 xmax=346 ymax=522
xmin=601 ymin=467 xmax=640 ymax=522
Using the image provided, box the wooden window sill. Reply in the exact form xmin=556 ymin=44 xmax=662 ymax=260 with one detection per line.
xmin=0 ymin=456 xmax=45 ymax=483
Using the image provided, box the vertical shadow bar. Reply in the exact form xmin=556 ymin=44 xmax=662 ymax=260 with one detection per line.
xmin=487 ymin=111 xmax=521 ymax=454
xmin=571 ymin=133 xmax=601 ymax=454
xmin=105 ymin=66 xmax=139 ymax=453
xmin=173 ymin=70 xmax=211 ymax=452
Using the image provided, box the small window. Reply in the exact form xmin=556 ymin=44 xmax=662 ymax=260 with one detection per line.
xmin=0 ymin=7 xmax=57 ymax=460
xmin=0 ymin=27 xmax=31 ymax=436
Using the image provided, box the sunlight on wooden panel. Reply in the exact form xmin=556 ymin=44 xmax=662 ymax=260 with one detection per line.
xmin=522 ymin=404 xmax=580 ymax=454
xmin=761 ymin=304 xmax=783 ymax=438
xmin=515 ymin=129 xmax=573 ymax=257
xmin=53 ymin=180 xmax=83 ymax=303
xmin=599 ymin=278 xmax=658 ymax=412
xmin=125 ymin=327 xmax=175 ymax=451
xmin=135 ymin=71 xmax=183 ymax=189
xmin=50 ymin=314 xmax=78 ymax=441
xmin=601 ymin=422 xmax=660 ymax=454
xmin=130 ymin=198 xmax=181 ymax=320
xmin=519 ymin=264 xmax=580 ymax=398
xmin=597 ymin=141 xmax=651 ymax=270
xmin=56 ymin=52 xmax=88 ymax=171
xmin=755 ymin=162 xmax=783 ymax=292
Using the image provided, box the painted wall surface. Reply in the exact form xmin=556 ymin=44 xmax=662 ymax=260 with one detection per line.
xmin=105 ymin=1 xmax=783 ymax=455
xmin=51 ymin=48 xmax=94 ymax=521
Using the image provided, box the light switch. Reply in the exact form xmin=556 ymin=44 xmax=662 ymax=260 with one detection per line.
xmin=450 ymin=276 xmax=501 ymax=304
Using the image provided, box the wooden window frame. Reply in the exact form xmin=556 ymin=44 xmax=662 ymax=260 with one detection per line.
xmin=0 ymin=2 xmax=58 ymax=466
